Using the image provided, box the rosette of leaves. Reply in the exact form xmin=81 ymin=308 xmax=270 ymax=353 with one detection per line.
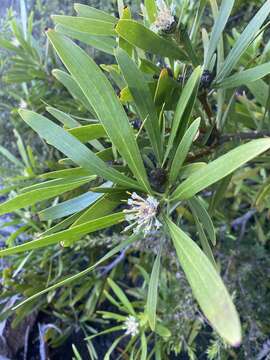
xmin=1 ymin=0 xmax=270 ymax=352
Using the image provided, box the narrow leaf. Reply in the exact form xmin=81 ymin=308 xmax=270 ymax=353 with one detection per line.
xmin=146 ymin=249 xmax=161 ymax=330
xmin=0 ymin=178 xmax=90 ymax=216
xmin=115 ymin=20 xmax=188 ymax=61
xmin=204 ymin=0 xmax=235 ymax=69
xmin=217 ymin=62 xmax=270 ymax=89
xmin=216 ymin=1 xmax=270 ymax=81
xmin=115 ymin=48 xmax=162 ymax=163
xmin=169 ymin=118 xmax=200 ymax=184
xmin=47 ymin=30 xmax=150 ymax=192
xmin=19 ymin=110 xmax=141 ymax=190
xmin=171 ymin=138 xmax=270 ymax=201
xmin=52 ymin=16 xmax=116 ymax=36
xmin=0 ymin=212 xmax=125 ymax=256
xmin=165 ymin=217 xmax=241 ymax=346
xmin=74 ymin=3 xmax=117 ymax=23
xmin=39 ymin=191 xmax=102 ymax=221
xmin=164 ymin=67 xmax=202 ymax=163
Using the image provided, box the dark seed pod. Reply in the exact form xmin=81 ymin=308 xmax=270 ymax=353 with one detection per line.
xmin=160 ymin=16 xmax=178 ymax=35
xmin=200 ymin=70 xmax=214 ymax=89
xmin=150 ymin=168 xmax=167 ymax=192
xmin=132 ymin=119 xmax=142 ymax=130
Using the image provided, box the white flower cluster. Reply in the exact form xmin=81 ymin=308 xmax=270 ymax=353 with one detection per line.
xmin=124 ymin=192 xmax=162 ymax=236
xmin=153 ymin=0 xmax=176 ymax=33
xmin=124 ymin=316 xmax=139 ymax=337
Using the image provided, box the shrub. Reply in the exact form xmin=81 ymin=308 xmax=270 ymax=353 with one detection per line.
xmin=1 ymin=0 xmax=270 ymax=358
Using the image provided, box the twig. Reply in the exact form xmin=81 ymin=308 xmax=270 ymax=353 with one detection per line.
xmin=219 ymin=131 xmax=270 ymax=144
xmin=98 ymin=248 xmax=127 ymax=277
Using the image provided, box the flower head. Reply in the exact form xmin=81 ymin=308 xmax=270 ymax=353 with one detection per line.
xmin=153 ymin=0 xmax=176 ymax=34
xmin=19 ymin=99 xmax=27 ymax=109
xmin=124 ymin=192 xmax=162 ymax=236
xmin=124 ymin=315 xmax=139 ymax=337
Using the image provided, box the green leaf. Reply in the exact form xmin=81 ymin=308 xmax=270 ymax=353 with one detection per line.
xmin=72 ymin=193 xmax=121 ymax=226
xmin=12 ymin=234 xmax=138 ymax=310
xmin=46 ymin=106 xmax=79 ymax=128
xmin=0 ymin=212 xmax=125 ymax=256
xmin=169 ymin=118 xmax=200 ymax=184
xmin=107 ymin=278 xmax=135 ymax=315
xmin=52 ymin=69 xmax=94 ymax=112
xmin=74 ymin=3 xmax=117 ymax=23
xmin=188 ymin=200 xmax=216 ymax=267
xmin=55 ymin=24 xmax=116 ymax=55
xmin=178 ymin=162 xmax=207 ymax=179
xmin=68 ymin=124 xmax=107 ymax=143
xmin=145 ymin=0 xmax=157 ymax=23
xmin=39 ymin=191 xmax=102 ymax=221
xmin=209 ymin=175 xmax=232 ymax=214
xmin=165 ymin=217 xmax=241 ymax=346
xmin=52 ymin=16 xmax=116 ymax=36
xmin=115 ymin=20 xmax=188 ymax=61
xmin=19 ymin=110 xmax=141 ymax=190
xmin=215 ymin=1 xmax=270 ymax=82
xmin=115 ymin=48 xmax=162 ymax=163
xmin=0 ymin=145 xmax=24 ymax=169
xmin=40 ymin=167 xmax=93 ymax=180
xmin=247 ymin=79 xmax=268 ymax=107
xmin=217 ymin=62 xmax=270 ymax=89
xmin=47 ymin=30 xmax=150 ymax=193
xmin=189 ymin=197 xmax=216 ymax=246
xmin=204 ymin=0 xmax=235 ymax=69
xmin=0 ymin=177 xmax=90 ymax=216
xmin=171 ymin=138 xmax=270 ymax=201
xmin=140 ymin=332 xmax=147 ymax=360
xmin=164 ymin=67 xmax=202 ymax=163
xmin=146 ymin=249 xmax=161 ymax=331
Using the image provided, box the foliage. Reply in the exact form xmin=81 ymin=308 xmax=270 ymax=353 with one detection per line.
xmin=1 ymin=0 xmax=270 ymax=359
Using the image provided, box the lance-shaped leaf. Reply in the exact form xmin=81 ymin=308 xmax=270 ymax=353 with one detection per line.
xmin=39 ymin=191 xmax=103 ymax=221
xmin=52 ymin=16 xmax=116 ymax=36
xmin=146 ymin=249 xmax=161 ymax=330
xmin=215 ymin=1 xmax=270 ymax=82
xmin=189 ymin=197 xmax=216 ymax=246
xmin=204 ymin=0 xmax=235 ymax=69
xmin=107 ymin=278 xmax=135 ymax=315
xmin=115 ymin=20 xmax=188 ymax=61
xmin=47 ymin=30 xmax=150 ymax=193
xmin=19 ymin=110 xmax=141 ymax=190
xmin=0 ymin=212 xmax=125 ymax=256
xmin=46 ymin=106 xmax=79 ymax=128
xmin=145 ymin=0 xmax=157 ymax=23
xmin=164 ymin=67 xmax=202 ymax=163
xmin=115 ymin=48 xmax=162 ymax=163
xmin=0 ymin=177 xmax=91 ymax=216
xmin=74 ymin=3 xmax=117 ymax=23
xmin=169 ymin=118 xmax=201 ymax=184
xmin=68 ymin=124 xmax=107 ymax=143
xmin=216 ymin=62 xmax=270 ymax=89
xmin=171 ymin=138 xmax=270 ymax=201
xmin=165 ymin=217 xmax=241 ymax=346
xmin=52 ymin=69 xmax=94 ymax=112
xmin=55 ymin=24 xmax=116 ymax=55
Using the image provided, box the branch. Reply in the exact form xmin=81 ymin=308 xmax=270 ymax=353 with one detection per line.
xmin=219 ymin=131 xmax=270 ymax=144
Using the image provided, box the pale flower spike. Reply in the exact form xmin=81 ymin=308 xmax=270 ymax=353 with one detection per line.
xmin=123 ymin=192 xmax=162 ymax=236
xmin=124 ymin=316 xmax=139 ymax=337
xmin=153 ymin=0 xmax=176 ymax=33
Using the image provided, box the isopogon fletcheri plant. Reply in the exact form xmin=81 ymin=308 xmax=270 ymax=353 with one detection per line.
xmin=1 ymin=0 xmax=270 ymax=357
